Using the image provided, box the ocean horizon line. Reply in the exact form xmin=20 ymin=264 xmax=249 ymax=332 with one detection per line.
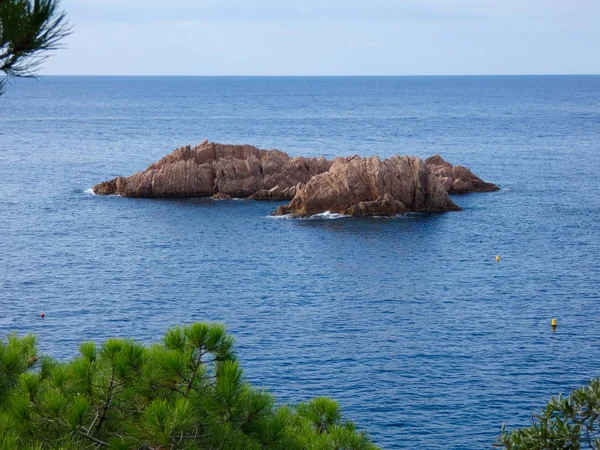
xmin=31 ymin=73 xmax=600 ymax=78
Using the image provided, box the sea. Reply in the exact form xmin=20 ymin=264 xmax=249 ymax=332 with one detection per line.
xmin=1 ymin=75 xmax=599 ymax=449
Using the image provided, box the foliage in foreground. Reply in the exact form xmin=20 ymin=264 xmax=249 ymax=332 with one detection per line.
xmin=496 ymin=378 xmax=600 ymax=449
xmin=0 ymin=0 xmax=70 ymax=94
xmin=0 ymin=323 xmax=378 ymax=449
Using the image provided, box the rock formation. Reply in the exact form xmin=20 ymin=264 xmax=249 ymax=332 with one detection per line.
xmin=274 ymin=155 xmax=459 ymax=217
xmin=94 ymin=140 xmax=499 ymax=218
xmin=425 ymin=154 xmax=499 ymax=193
xmin=93 ymin=140 xmax=331 ymax=199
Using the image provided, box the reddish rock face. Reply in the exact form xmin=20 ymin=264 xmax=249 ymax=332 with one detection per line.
xmin=93 ymin=141 xmax=498 ymax=217
xmin=425 ymin=154 xmax=499 ymax=193
xmin=274 ymin=155 xmax=460 ymax=217
xmin=249 ymin=185 xmax=299 ymax=201
xmin=93 ymin=140 xmax=331 ymax=199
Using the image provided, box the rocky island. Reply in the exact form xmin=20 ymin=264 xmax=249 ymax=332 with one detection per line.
xmin=93 ymin=140 xmax=498 ymax=217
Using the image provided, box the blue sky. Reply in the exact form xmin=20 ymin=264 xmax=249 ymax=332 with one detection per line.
xmin=42 ymin=0 xmax=600 ymax=75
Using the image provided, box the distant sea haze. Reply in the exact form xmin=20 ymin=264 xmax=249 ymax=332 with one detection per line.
xmin=1 ymin=75 xmax=599 ymax=449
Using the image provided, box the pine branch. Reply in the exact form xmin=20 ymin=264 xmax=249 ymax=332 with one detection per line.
xmin=94 ymin=366 xmax=116 ymax=434
xmin=0 ymin=0 xmax=71 ymax=94
xmin=185 ymin=349 xmax=205 ymax=396
xmin=77 ymin=427 xmax=108 ymax=447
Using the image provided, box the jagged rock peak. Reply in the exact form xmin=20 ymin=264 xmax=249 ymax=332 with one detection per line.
xmin=425 ymin=154 xmax=499 ymax=193
xmin=93 ymin=141 xmax=331 ymax=199
xmin=274 ymin=154 xmax=460 ymax=217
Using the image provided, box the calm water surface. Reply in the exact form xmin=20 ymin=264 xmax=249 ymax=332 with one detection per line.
xmin=1 ymin=76 xmax=600 ymax=448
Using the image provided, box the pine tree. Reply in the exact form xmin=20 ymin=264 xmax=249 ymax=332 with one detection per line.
xmin=0 ymin=323 xmax=379 ymax=449
xmin=0 ymin=0 xmax=70 ymax=94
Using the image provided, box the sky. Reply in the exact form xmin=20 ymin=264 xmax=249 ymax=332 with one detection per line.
xmin=41 ymin=0 xmax=600 ymax=76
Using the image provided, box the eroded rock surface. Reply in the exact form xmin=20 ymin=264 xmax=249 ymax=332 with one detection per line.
xmin=274 ymin=155 xmax=459 ymax=217
xmin=93 ymin=140 xmax=331 ymax=199
xmin=94 ymin=141 xmax=498 ymax=217
xmin=425 ymin=154 xmax=499 ymax=193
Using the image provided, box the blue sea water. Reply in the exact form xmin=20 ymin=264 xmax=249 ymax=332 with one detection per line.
xmin=1 ymin=75 xmax=599 ymax=449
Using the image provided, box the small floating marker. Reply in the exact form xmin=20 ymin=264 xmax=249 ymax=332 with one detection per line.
xmin=40 ymin=312 xmax=45 ymax=319
xmin=496 ymin=255 xmax=501 ymax=262
xmin=551 ymin=318 xmax=557 ymax=329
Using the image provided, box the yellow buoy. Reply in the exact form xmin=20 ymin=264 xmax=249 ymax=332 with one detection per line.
xmin=551 ymin=318 xmax=557 ymax=328
xmin=496 ymin=255 xmax=501 ymax=262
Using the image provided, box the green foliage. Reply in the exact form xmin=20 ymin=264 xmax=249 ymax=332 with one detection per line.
xmin=0 ymin=332 xmax=37 ymax=405
xmin=0 ymin=323 xmax=379 ymax=449
xmin=0 ymin=0 xmax=71 ymax=94
xmin=496 ymin=378 xmax=600 ymax=449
